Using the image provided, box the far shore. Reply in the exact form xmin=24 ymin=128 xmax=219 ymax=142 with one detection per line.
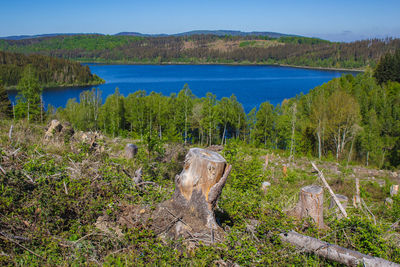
xmin=78 ymin=60 xmax=365 ymax=72
xmin=5 ymin=81 xmax=105 ymax=91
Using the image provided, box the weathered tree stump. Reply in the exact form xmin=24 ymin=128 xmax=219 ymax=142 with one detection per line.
xmin=291 ymin=185 xmax=325 ymax=229
xmin=172 ymin=148 xmax=231 ymax=229
xmin=329 ymin=194 xmax=348 ymax=219
xmin=125 ymin=143 xmax=138 ymax=159
xmin=131 ymin=148 xmax=233 ymax=241
xmin=390 ymin=185 xmax=399 ymax=197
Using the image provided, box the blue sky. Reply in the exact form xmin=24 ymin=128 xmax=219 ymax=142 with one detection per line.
xmin=1 ymin=0 xmax=400 ymax=41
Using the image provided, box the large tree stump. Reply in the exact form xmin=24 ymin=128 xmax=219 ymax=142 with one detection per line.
xmin=172 ymin=148 xmax=231 ymax=229
xmin=114 ymin=148 xmax=232 ymax=242
xmin=291 ymin=185 xmax=325 ymax=229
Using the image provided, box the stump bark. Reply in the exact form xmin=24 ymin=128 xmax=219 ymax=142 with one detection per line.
xmin=291 ymin=185 xmax=325 ymax=229
xmin=172 ymin=148 xmax=231 ymax=229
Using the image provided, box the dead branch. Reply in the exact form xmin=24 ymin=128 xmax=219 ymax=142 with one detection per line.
xmin=311 ymin=162 xmax=348 ymax=218
xmin=0 ymin=231 xmax=46 ymax=261
xmin=63 ymin=181 xmax=68 ymax=195
xmin=0 ymin=165 xmax=6 ymax=175
xmin=9 ymin=125 xmax=13 ymax=141
xmin=22 ymin=171 xmax=35 ymax=184
xmin=361 ymin=199 xmax=376 ymax=225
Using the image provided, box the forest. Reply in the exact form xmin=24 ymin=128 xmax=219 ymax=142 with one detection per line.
xmin=1 ymin=34 xmax=400 ymax=69
xmin=0 ymin=51 xmax=104 ymax=88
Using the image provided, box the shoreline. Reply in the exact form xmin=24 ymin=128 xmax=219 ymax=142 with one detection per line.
xmin=5 ymin=81 xmax=105 ymax=91
xmin=79 ymin=60 xmax=365 ymax=72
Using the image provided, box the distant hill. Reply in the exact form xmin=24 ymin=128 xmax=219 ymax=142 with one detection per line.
xmin=1 ymin=30 xmax=296 ymax=40
xmin=1 ymin=33 xmax=399 ymax=70
xmin=0 ymin=33 xmax=104 ymax=40
xmin=171 ymin=30 xmax=295 ymax=38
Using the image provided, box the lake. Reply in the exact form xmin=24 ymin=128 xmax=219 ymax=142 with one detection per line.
xmin=7 ymin=64 xmax=355 ymax=112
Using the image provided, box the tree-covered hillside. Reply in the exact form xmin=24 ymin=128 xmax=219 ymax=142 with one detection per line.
xmin=1 ymin=34 xmax=399 ymax=69
xmin=0 ymin=51 xmax=104 ymax=88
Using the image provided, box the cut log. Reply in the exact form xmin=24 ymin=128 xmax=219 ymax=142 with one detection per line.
xmin=172 ymin=148 xmax=231 ymax=229
xmin=390 ymin=185 xmax=399 ymax=197
xmin=280 ymin=231 xmax=400 ymax=267
xmin=291 ymin=185 xmax=325 ymax=229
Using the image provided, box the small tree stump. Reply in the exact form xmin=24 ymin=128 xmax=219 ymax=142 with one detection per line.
xmin=261 ymin=181 xmax=271 ymax=194
xmin=172 ymin=148 xmax=231 ymax=229
xmin=329 ymin=194 xmax=348 ymax=219
xmin=125 ymin=143 xmax=138 ymax=159
xmin=291 ymin=185 xmax=325 ymax=229
xmin=385 ymin=197 xmax=393 ymax=208
xmin=283 ymin=165 xmax=288 ymax=177
xmin=390 ymin=185 xmax=399 ymax=197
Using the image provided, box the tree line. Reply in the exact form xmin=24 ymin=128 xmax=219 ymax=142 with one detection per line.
xmin=2 ymin=49 xmax=400 ymax=168
xmin=0 ymin=51 xmax=104 ymax=87
xmin=1 ymin=35 xmax=399 ymax=69
xmin=52 ymin=71 xmax=400 ymax=168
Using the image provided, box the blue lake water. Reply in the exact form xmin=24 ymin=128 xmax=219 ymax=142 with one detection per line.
xmin=8 ymin=64 xmax=356 ymax=112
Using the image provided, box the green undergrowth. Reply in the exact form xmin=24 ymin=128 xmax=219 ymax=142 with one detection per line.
xmin=0 ymin=120 xmax=399 ymax=265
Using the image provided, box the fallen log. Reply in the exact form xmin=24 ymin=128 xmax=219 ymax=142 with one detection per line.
xmin=280 ymin=230 xmax=400 ymax=267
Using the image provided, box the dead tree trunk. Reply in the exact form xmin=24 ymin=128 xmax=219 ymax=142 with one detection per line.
xmin=172 ymin=148 xmax=231 ymax=229
xmin=280 ymin=231 xmax=400 ymax=267
xmin=291 ymin=185 xmax=325 ymax=229
xmin=353 ymin=178 xmax=361 ymax=208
